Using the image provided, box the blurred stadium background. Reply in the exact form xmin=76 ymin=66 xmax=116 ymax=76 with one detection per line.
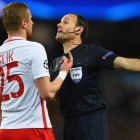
xmin=0 ymin=0 xmax=140 ymax=140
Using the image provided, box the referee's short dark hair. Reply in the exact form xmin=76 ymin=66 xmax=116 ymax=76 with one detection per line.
xmin=75 ymin=14 xmax=89 ymax=41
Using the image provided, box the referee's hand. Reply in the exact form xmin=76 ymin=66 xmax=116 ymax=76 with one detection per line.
xmin=60 ymin=52 xmax=73 ymax=73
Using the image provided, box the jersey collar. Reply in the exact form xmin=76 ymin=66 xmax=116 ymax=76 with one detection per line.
xmin=63 ymin=44 xmax=83 ymax=56
xmin=4 ymin=36 xmax=26 ymax=44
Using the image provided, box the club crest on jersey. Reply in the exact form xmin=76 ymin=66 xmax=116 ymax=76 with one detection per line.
xmin=70 ymin=67 xmax=82 ymax=83
xmin=44 ymin=60 xmax=48 ymax=69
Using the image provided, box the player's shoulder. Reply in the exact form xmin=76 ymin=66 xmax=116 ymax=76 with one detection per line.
xmin=26 ymin=40 xmax=44 ymax=48
xmin=26 ymin=40 xmax=45 ymax=51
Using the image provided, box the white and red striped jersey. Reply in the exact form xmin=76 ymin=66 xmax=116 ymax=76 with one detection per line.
xmin=0 ymin=36 xmax=52 ymax=129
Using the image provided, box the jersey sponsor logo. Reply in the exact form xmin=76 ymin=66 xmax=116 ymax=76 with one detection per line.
xmin=70 ymin=67 xmax=82 ymax=83
xmin=102 ymin=51 xmax=114 ymax=60
xmin=44 ymin=60 xmax=48 ymax=69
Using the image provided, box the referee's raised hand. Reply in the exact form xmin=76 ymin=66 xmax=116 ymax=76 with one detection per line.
xmin=60 ymin=52 xmax=73 ymax=73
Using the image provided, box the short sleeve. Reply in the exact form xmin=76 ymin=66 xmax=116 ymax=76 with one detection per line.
xmin=30 ymin=43 xmax=50 ymax=79
xmin=89 ymin=44 xmax=118 ymax=69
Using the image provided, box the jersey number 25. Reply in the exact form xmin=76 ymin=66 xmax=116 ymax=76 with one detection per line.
xmin=0 ymin=62 xmax=24 ymax=102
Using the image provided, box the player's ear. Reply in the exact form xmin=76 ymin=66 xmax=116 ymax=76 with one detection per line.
xmin=21 ymin=19 xmax=26 ymax=29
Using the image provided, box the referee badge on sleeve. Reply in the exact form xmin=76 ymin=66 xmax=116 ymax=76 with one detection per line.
xmin=70 ymin=67 xmax=82 ymax=83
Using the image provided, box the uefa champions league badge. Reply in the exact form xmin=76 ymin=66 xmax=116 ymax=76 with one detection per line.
xmin=70 ymin=67 xmax=82 ymax=83
xmin=102 ymin=51 xmax=114 ymax=60
xmin=43 ymin=60 xmax=48 ymax=69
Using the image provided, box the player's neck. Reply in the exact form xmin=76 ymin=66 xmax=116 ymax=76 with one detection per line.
xmin=8 ymin=30 xmax=27 ymax=40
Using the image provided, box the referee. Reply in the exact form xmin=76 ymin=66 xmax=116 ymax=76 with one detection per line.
xmin=49 ymin=14 xmax=140 ymax=140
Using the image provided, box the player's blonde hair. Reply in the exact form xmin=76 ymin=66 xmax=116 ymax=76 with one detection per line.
xmin=2 ymin=2 xmax=29 ymax=34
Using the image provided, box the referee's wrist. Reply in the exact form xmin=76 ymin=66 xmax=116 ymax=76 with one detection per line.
xmin=57 ymin=71 xmax=67 ymax=81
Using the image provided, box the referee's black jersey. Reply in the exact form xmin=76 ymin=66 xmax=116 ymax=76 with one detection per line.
xmin=49 ymin=44 xmax=117 ymax=118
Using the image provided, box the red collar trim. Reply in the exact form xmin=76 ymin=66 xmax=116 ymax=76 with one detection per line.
xmin=4 ymin=38 xmax=24 ymax=44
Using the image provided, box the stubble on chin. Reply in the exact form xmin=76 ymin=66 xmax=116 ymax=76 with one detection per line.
xmin=55 ymin=36 xmax=63 ymax=43
xmin=55 ymin=35 xmax=60 ymax=41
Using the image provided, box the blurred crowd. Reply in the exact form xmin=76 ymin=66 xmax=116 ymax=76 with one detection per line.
xmin=104 ymin=70 xmax=140 ymax=140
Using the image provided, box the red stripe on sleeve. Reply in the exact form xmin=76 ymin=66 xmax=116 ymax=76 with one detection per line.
xmin=40 ymin=97 xmax=47 ymax=128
